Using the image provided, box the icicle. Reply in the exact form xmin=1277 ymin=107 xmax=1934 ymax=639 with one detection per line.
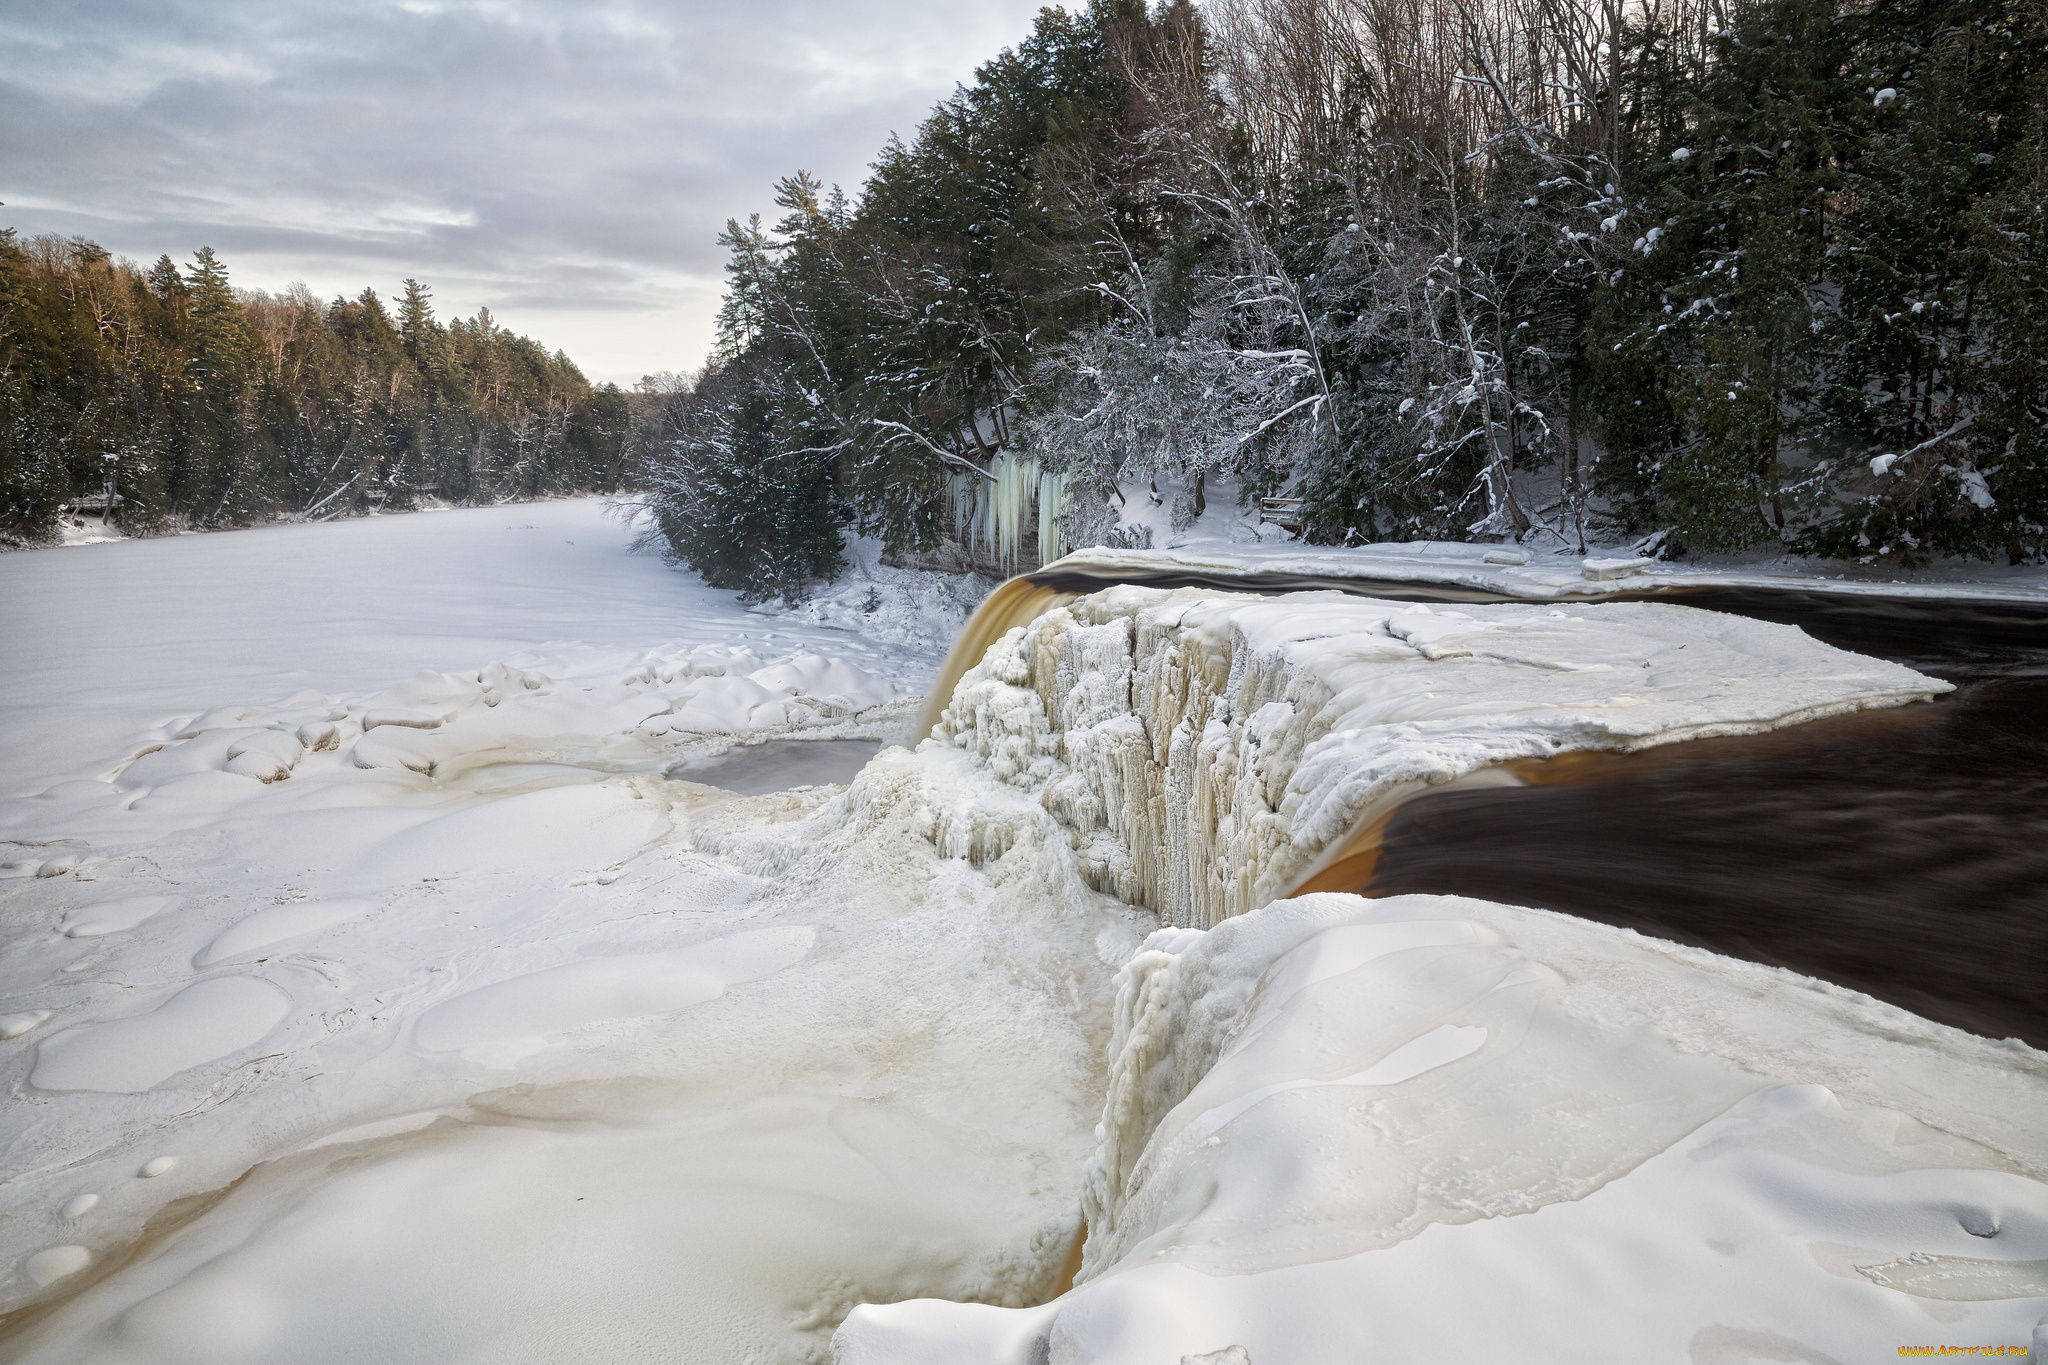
xmin=949 ymin=471 xmax=974 ymax=549
xmin=1037 ymin=469 xmax=1067 ymax=567
xmin=981 ymin=456 xmax=1001 ymax=559
xmin=979 ymin=452 xmax=1030 ymax=575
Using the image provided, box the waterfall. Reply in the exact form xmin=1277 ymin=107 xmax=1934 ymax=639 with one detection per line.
xmin=920 ymin=581 xmax=1950 ymax=929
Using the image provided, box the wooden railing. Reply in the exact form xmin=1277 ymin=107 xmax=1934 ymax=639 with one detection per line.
xmin=1258 ymin=496 xmax=1304 ymax=532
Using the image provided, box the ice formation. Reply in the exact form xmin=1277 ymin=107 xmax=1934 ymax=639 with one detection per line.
xmin=930 ymin=584 xmax=1948 ymax=926
xmin=837 ymin=893 xmax=2048 ymax=1364
xmin=945 ymin=453 xmax=1069 ymax=574
xmin=833 ymin=581 xmax=2048 ymax=1363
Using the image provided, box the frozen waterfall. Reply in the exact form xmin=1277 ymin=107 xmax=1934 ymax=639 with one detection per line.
xmin=924 ymin=581 xmax=1947 ymax=928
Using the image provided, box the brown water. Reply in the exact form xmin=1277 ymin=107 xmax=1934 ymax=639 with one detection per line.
xmin=1364 ymin=589 xmax=2048 ymax=1048
xmin=916 ymin=579 xmax=1076 ymax=738
xmin=1016 ymin=568 xmax=2048 ymax=1048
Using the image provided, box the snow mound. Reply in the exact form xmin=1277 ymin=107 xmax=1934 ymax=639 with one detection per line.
xmin=411 ymin=925 xmax=816 ymax=1063
xmin=59 ymin=895 xmax=177 ymax=938
xmin=836 ymin=892 xmax=2048 ymax=1364
xmin=194 ymin=899 xmax=380 ymax=967
xmin=933 ymin=585 xmax=1948 ymax=926
xmin=29 ymin=977 xmax=291 ymax=1094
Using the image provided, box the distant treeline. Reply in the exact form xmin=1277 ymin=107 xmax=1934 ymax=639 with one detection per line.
xmin=0 ymin=232 xmax=632 ymax=544
xmin=643 ymin=0 xmax=2047 ymax=601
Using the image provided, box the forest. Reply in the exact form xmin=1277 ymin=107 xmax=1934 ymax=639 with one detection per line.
xmin=0 ymin=234 xmax=631 ymax=544
xmin=640 ymin=0 xmax=2047 ymax=600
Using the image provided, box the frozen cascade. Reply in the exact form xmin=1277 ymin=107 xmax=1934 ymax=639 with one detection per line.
xmin=926 ymin=582 xmax=1949 ymax=929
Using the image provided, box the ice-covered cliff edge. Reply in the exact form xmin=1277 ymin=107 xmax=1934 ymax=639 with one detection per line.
xmin=838 ymin=893 xmax=2048 ymax=1364
xmin=932 ymin=584 xmax=1949 ymax=928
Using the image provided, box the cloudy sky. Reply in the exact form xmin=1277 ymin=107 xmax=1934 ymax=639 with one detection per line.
xmin=1 ymin=0 xmax=1050 ymax=385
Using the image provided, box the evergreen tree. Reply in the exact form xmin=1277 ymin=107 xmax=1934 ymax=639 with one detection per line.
xmin=0 ymin=237 xmax=627 ymax=544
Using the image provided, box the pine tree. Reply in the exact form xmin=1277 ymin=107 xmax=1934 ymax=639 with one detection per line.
xmin=1792 ymin=0 xmax=2048 ymax=562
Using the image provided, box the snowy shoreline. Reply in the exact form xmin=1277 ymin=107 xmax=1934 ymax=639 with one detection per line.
xmin=1051 ymin=538 xmax=2048 ymax=606
xmin=2 ymin=500 xmax=2043 ymax=1362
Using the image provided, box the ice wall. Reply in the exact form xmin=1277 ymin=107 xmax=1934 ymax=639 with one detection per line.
xmin=929 ymin=584 xmax=1949 ymax=928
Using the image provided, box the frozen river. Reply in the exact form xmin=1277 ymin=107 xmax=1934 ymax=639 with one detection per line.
xmin=0 ymin=501 xmax=1128 ymax=1363
xmin=0 ymin=500 xmax=925 ymax=800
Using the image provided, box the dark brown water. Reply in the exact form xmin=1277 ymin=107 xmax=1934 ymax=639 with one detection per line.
xmin=1026 ymin=568 xmax=2048 ymax=1047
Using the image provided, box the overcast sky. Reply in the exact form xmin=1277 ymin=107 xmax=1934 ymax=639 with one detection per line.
xmin=1 ymin=0 xmax=1050 ymax=385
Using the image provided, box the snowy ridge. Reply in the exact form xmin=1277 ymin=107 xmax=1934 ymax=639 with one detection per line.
xmin=933 ymin=583 xmax=1948 ymax=928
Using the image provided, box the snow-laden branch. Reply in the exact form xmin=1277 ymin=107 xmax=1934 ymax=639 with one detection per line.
xmin=870 ymin=420 xmax=998 ymax=481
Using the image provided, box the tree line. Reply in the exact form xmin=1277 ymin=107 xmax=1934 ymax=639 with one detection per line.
xmin=641 ymin=0 xmax=2046 ymax=601
xmin=0 ymin=232 xmax=632 ymax=545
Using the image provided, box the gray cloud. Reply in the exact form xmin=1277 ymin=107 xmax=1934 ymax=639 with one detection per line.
xmin=0 ymin=0 xmax=1050 ymax=382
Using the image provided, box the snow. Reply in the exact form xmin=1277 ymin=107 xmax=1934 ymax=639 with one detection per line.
xmin=1074 ymin=473 xmax=2048 ymax=604
xmin=54 ymin=516 xmax=123 ymax=549
xmin=3 ymin=498 xmax=2042 ymax=1361
xmin=24 ymin=1246 xmax=90 ymax=1288
xmin=58 ymin=896 xmax=177 ymax=940
xmin=29 ymin=978 xmax=292 ymax=1094
xmin=0 ymin=1011 xmax=52 ymax=1040
xmin=193 ymin=898 xmax=379 ymax=966
xmin=1578 ymin=554 xmax=1652 ymax=579
xmin=1058 ymin=536 xmax=2048 ymax=605
xmin=0 ymin=499 xmax=1139 ymax=1361
xmin=409 ymin=925 xmax=817 ymax=1064
xmin=837 ymin=893 xmax=2048 ymax=1365
xmin=0 ymin=501 xmax=936 ymax=808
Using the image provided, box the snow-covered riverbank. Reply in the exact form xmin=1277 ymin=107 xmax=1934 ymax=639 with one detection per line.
xmin=3 ymin=503 xmax=2043 ymax=1363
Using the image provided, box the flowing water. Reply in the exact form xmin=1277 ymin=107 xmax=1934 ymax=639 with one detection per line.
xmin=1011 ymin=569 xmax=2048 ymax=1049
